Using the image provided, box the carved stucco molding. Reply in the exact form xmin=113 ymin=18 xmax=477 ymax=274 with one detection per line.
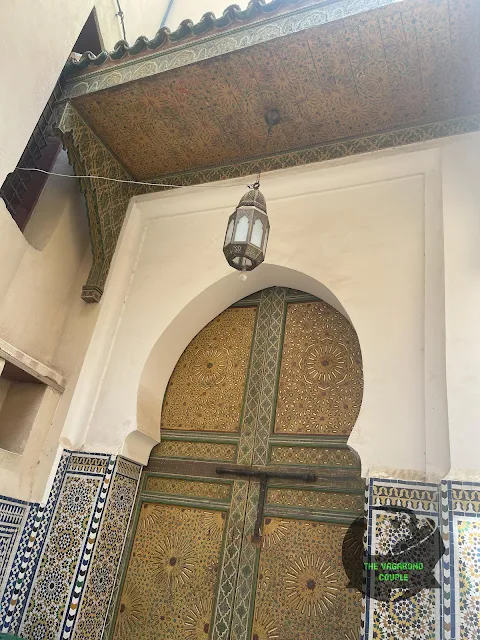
xmin=55 ymin=103 xmax=150 ymax=303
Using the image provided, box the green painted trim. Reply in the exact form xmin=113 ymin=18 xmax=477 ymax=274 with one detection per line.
xmin=151 ymin=454 xmax=237 ymax=463
xmin=267 ymin=462 xmax=362 ymax=471
xmin=267 ymin=292 xmax=288 ymax=439
xmin=246 ymin=548 xmax=261 ymax=640
xmin=269 ymin=436 xmax=351 ymax=447
xmin=236 ymin=296 xmax=263 ymax=464
xmin=230 ymin=299 xmax=261 ymax=308
xmin=157 ymin=430 xmax=240 ymax=443
xmin=284 ymin=293 xmax=320 ymax=302
xmin=64 ymin=0 xmax=306 ymax=80
xmin=211 ymin=505 xmax=233 ymax=637
xmin=138 ymin=494 xmax=231 ymax=509
xmin=266 ymin=483 xmax=364 ymax=494
xmin=142 ymin=471 xmax=233 ymax=484
xmin=264 ymin=506 xmax=361 ymax=524
xmin=107 ymin=491 xmax=144 ymax=640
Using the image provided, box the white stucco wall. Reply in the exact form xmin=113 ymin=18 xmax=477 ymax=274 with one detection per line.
xmin=0 ymin=151 xmax=99 ymax=502
xmin=442 ymin=137 xmax=480 ymax=479
xmin=0 ymin=1 xmax=93 ymax=185
xmin=60 ymin=134 xmax=480 ymax=482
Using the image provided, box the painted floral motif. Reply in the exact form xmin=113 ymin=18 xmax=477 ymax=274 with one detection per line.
xmin=203 ymin=511 xmax=226 ymax=540
xmin=262 ymin=519 xmax=290 ymax=548
xmin=251 ymin=609 xmax=279 ymax=640
xmin=191 ymin=347 xmax=231 ymax=387
xmin=112 ymin=504 xmax=226 ymax=640
xmin=301 ymin=339 xmax=348 ymax=388
xmin=184 ymin=598 xmax=213 ymax=639
xmin=275 ymin=302 xmax=363 ymax=435
xmin=161 ymin=307 xmax=256 ymax=432
xmin=285 ymin=555 xmax=339 ymax=616
xmin=115 ymin=581 xmax=145 ymax=639
xmin=140 ymin=502 xmax=163 ymax=531
xmin=150 ymin=532 xmax=196 ymax=589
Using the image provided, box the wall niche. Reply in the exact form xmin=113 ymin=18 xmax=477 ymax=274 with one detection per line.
xmin=0 ymin=358 xmax=47 ymax=454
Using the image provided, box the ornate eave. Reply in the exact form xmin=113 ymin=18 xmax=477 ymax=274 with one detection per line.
xmin=62 ymin=0 xmax=404 ymax=99
xmin=64 ymin=0 xmax=311 ymax=78
xmin=55 ymin=0 xmax=480 ymax=302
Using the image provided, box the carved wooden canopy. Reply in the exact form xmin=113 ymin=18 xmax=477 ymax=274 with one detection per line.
xmin=56 ymin=0 xmax=480 ymax=301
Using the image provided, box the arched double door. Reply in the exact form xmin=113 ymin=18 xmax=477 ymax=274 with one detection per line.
xmin=111 ymin=287 xmax=364 ymax=640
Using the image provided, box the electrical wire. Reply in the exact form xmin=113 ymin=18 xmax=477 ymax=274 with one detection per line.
xmin=16 ymin=167 xmax=251 ymax=189
xmin=116 ymin=0 xmax=127 ymax=42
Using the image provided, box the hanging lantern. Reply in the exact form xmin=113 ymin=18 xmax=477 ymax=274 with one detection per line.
xmin=223 ymin=187 xmax=270 ymax=275
xmin=223 ymin=110 xmax=280 ymax=278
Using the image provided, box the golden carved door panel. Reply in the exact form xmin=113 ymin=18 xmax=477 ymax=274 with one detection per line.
xmin=108 ymin=288 xmax=364 ymax=640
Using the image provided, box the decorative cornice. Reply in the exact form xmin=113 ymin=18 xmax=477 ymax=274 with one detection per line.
xmin=65 ymin=0 xmax=305 ymax=77
xmin=145 ymin=115 xmax=480 ymax=190
xmin=62 ymin=0 xmax=404 ymax=99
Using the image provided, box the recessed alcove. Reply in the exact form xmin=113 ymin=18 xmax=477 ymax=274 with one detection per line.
xmin=0 ymin=358 xmax=47 ymax=454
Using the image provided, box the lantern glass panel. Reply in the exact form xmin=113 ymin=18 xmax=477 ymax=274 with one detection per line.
xmin=234 ymin=215 xmax=249 ymax=242
xmin=251 ymin=218 xmax=263 ymax=248
xmin=262 ymin=227 xmax=269 ymax=253
xmin=224 ymin=218 xmax=234 ymax=247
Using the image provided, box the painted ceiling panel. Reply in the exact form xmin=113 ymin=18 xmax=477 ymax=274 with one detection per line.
xmin=72 ymin=0 xmax=480 ymax=180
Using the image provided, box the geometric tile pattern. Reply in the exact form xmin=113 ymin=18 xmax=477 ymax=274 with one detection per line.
xmin=63 ymin=458 xmax=116 ymax=639
xmin=443 ymin=481 xmax=480 ymax=640
xmin=20 ymin=472 xmax=103 ymax=640
xmin=0 ymin=497 xmax=29 ymax=589
xmin=365 ymin=479 xmax=441 ymax=640
xmin=0 ymin=452 xmax=73 ymax=637
xmin=72 ymin=462 xmax=140 ymax=640
xmin=0 ymin=451 xmax=141 ymax=640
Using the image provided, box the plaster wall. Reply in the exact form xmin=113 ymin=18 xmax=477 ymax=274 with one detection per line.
xmin=0 ymin=151 xmax=99 ymax=502
xmin=442 ymin=137 xmax=480 ymax=479
xmin=61 ymin=135 xmax=474 ymax=481
xmin=0 ymin=1 xmax=93 ymax=185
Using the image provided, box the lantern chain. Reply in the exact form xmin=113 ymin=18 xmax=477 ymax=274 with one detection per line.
xmin=249 ymin=124 xmax=274 ymax=191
